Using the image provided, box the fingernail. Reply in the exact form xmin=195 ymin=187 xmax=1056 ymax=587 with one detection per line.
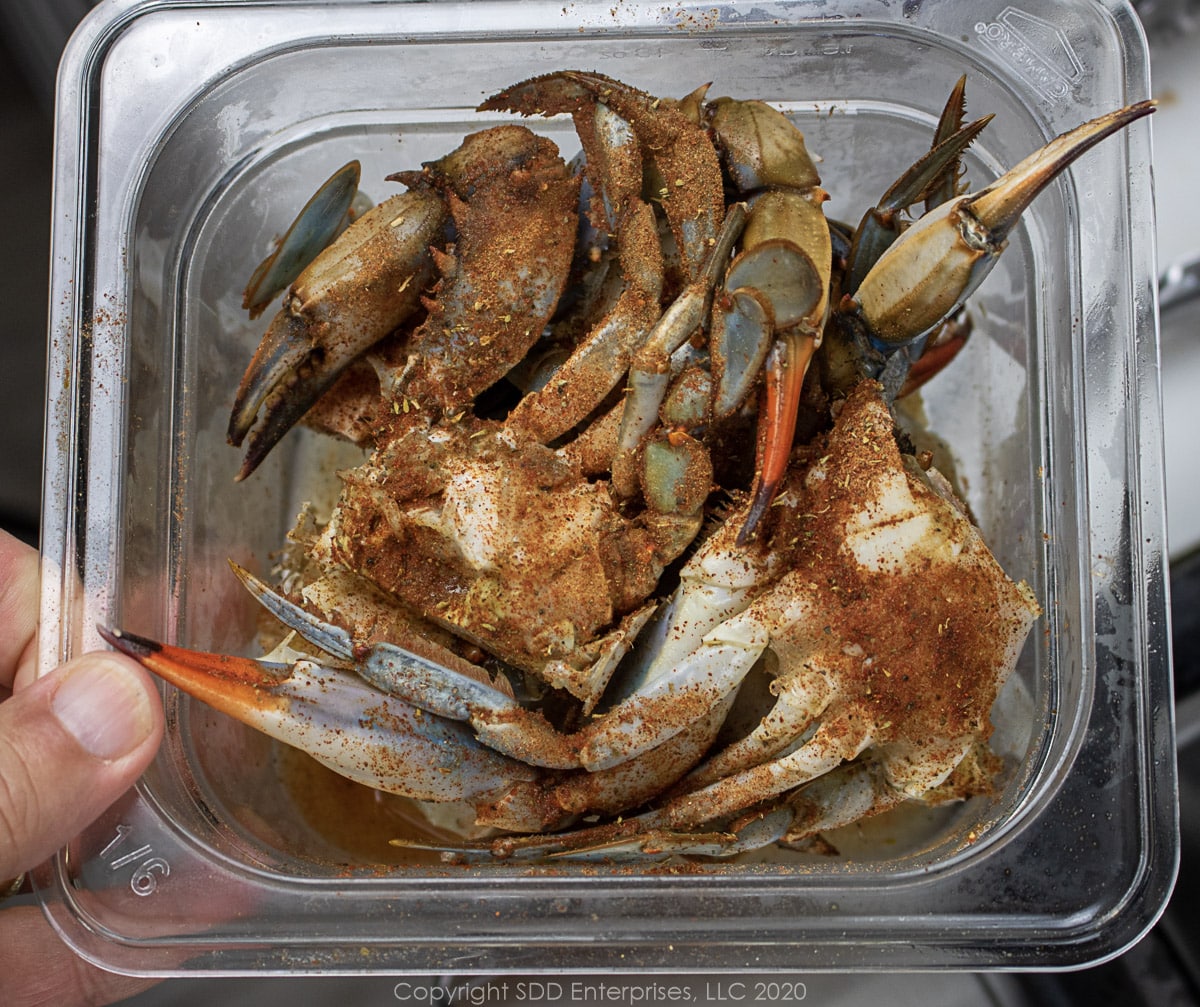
xmin=51 ymin=658 xmax=155 ymax=760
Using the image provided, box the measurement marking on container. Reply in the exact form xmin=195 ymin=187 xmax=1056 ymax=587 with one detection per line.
xmin=109 ymin=845 xmax=153 ymax=869
xmin=101 ymin=824 xmax=171 ymax=897
xmin=99 ymin=823 xmax=134 ymax=858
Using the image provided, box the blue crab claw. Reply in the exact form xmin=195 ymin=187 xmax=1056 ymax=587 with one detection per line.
xmin=227 ymin=188 xmax=448 ymax=480
xmin=737 ymin=330 xmax=815 ymax=544
xmin=481 ymin=70 xmax=725 ymax=280
xmin=241 ymin=160 xmax=364 ymax=320
xmin=842 ymin=112 xmax=993 ymax=296
xmin=848 ymin=99 xmax=1155 ymax=348
xmin=96 ymin=626 xmax=532 ymax=801
xmin=611 ymin=202 xmax=749 ymax=494
xmin=227 ymin=563 xmax=582 ymax=770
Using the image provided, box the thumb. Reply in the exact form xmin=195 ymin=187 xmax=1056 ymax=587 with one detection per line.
xmin=0 ymin=652 xmax=163 ymax=880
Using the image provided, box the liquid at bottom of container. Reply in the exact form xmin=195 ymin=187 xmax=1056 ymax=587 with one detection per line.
xmin=202 ymin=731 xmax=987 ymax=873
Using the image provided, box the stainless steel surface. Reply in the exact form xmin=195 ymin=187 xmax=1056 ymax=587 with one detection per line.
xmin=1152 ymin=31 xmax=1200 ymax=559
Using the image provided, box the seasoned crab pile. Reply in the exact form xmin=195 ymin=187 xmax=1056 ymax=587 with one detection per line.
xmin=103 ymin=72 xmax=1152 ymax=861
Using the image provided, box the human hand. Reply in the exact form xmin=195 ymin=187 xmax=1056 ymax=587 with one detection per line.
xmin=0 ymin=530 xmax=165 ymax=1006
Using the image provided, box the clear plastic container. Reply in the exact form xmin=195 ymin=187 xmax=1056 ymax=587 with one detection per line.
xmin=34 ymin=0 xmax=1174 ymax=974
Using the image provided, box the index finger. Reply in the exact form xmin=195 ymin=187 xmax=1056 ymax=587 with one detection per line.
xmin=0 ymin=530 xmax=40 ymax=691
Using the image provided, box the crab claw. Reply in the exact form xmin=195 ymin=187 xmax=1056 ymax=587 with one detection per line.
xmin=848 ymin=100 xmax=1155 ymax=347
xmin=737 ymin=330 xmax=816 ymax=543
xmin=241 ymin=160 xmax=364 ymax=320
xmin=482 ymin=70 xmax=725 ymax=280
xmin=228 ymin=188 xmax=448 ymax=480
xmin=841 ymin=113 xmax=993 ymax=296
xmin=97 ymin=625 xmax=532 ymax=801
xmin=229 ymin=562 xmax=758 ymax=775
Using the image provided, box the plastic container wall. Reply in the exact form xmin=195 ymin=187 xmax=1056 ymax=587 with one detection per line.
xmin=35 ymin=0 xmax=1172 ymax=974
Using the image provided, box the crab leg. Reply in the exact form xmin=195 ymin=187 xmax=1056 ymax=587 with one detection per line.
xmin=387 ymin=126 xmax=579 ymax=414
xmin=97 ymin=627 xmax=533 ymax=801
xmin=777 ymin=735 xmax=988 ymax=849
xmin=777 ymin=761 xmax=910 ymax=846
xmin=229 ymin=564 xmax=579 ymax=769
xmin=392 ymin=787 xmax=798 ymax=864
xmin=503 ymin=194 xmax=664 ymax=443
xmin=230 ymin=540 xmax=766 ymax=774
xmin=895 ymin=311 xmax=972 ymax=399
xmin=610 ymin=202 xmax=747 ymax=496
xmin=477 ymin=693 xmax=737 ymax=833
xmin=681 ymin=663 xmax=832 ymax=790
xmin=406 ymin=742 xmax=941 ymax=860
xmin=489 ymin=73 xmax=704 ymax=446
xmin=926 ymin=75 xmax=971 ymax=208
xmin=482 ymin=804 xmax=799 ymax=863
xmin=483 ymin=71 xmax=725 ymax=280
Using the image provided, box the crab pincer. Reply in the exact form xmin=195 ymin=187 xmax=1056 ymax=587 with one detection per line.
xmin=227 ymin=125 xmax=578 ymax=480
xmin=241 ymin=159 xmax=366 ymax=321
xmin=479 ymin=74 xmax=667 ymax=444
xmin=97 ymin=625 xmax=533 ymax=802
xmin=227 ymin=187 xmax=448 ymax=480
xmin=731 ymin=87 xmax=990 ymax=542
xmin=231 ymin=560 xmax=763 ymax=775
xmin=739 ymin=97 xmax=1156 ymax=543
xmin=844 ymin=99 xmax=1157 ymax=350
xmin=386 ymin=125 xmax=579 ymax=414
xmin=482 ymin=70 xmax=725 ymax=280
xmin=690 ymin=95 xmax=835 ymax=542
xmin=101 ymin=520 xmax=774 ymax=829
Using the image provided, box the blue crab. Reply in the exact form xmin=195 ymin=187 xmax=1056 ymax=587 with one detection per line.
xmin=104 ymin=75 xmax=1151 ymax=859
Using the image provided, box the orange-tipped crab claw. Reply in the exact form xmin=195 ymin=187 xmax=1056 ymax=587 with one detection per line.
xmin=737 ymin=330 xmax=817 ymax=544
xmin=725 ymin=81 xmax=984 ymax=544
xmin=97 ymin=625 xmax=533 ymax=801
